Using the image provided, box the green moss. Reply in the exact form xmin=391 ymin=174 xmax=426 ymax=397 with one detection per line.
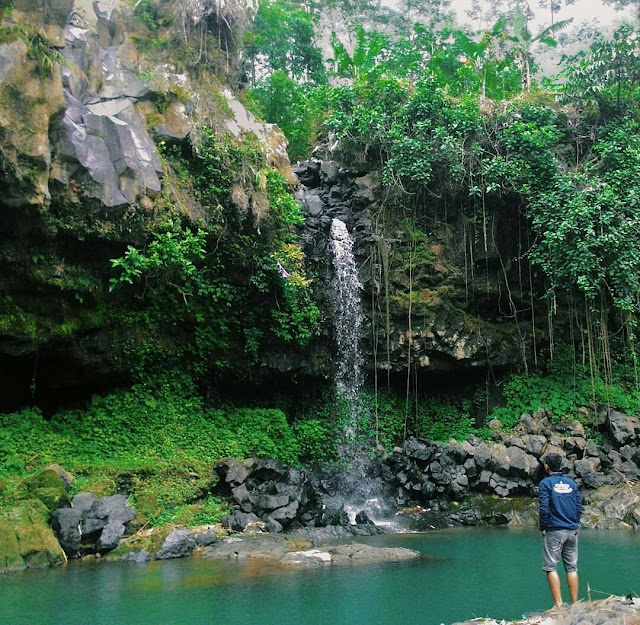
xmin=391 ymin=286 xmax=454 ymax=315
xmin=0 ymin=299 xmax=38 ymax=339
xmin=2 ymin=498 xmax=51 ymax=526
xmin=15 ymin=523 xmax=66 ymax=567
xmin=0 ymin=520 xmax=25 ymax=572
xmin=210 ymin=89 xmax=233 ymax=119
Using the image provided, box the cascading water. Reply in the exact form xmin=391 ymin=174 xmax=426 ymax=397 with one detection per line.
xmin=329 ymin=218 xmax=394 ymax=525
xmin=330 ymin=218 xmax=365 ymax=447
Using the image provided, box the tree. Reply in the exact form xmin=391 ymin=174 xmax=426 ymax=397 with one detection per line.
xmin=385 ymin=0 xmax=455 ymax=32
xmin=248 ymin=71 xmax=327 ymax=162
xmin=329 ymin=26 xmax=388 ymax=80
xmin=455 ymin=19 xmax=520 ymax=99
xmin=602 ymin=0 xmax=640 ymax=18
xmin=510 ymin=3 xmax=572 ymax=88
xmin=562 ymin=23 xmax=640 ymax=110
xmin=244 ymin=0 xmax=326 ymax=84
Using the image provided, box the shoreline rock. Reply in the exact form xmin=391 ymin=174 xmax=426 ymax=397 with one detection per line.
xmin=450 ymin=595 xmax=640 ymax=625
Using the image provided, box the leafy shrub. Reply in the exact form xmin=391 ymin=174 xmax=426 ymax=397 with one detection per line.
xmin=293 ymin=418 xmax=334 ymax=462
xmin=415 ymin=399 xmax=475 ymax=442
xmin=219 ymin=408 xmax=300 ymax=465
xmin=0 ymin=381 xmax=302 ymax=478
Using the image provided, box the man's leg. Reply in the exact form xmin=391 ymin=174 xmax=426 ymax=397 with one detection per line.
xmin=546 ymin=570 xmax=563 ymax=607
xmin=562 ymin=530 xmax=579 ymax=604
xmin=566 ymin=571 xmax=578 ymax=603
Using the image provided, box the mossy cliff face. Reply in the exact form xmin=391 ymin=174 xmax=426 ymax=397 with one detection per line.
xmin=0 ymin=0 xmax=298 ymax=408
xmin=297 ymin=158 xmax=539 ymax=379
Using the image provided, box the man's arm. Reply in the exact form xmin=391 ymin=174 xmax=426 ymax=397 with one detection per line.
xmin=538 ymin=480 xmax=550 ymax=530
xmin=575 ymin=487 xmax=583 ymax=523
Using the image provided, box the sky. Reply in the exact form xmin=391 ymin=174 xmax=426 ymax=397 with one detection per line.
xmin=382 ymin=0 xmax=636 ymax=29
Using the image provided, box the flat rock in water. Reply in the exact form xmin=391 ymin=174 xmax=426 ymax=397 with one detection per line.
xmin=326 ymin=542 xmax=420 ymax=564
xmin=202 ymin=535 xmax=420 ymax=565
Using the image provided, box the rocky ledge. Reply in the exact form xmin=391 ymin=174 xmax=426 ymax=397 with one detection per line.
xmin=451 ymin=596 xmax=640 ymax=625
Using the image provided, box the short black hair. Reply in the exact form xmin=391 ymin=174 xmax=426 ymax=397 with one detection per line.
xmin=544 ymin=453 xmax=563 ymax=472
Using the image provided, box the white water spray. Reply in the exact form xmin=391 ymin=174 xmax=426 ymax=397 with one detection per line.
xmin=330 ymin=218 xmax=365 ymax=444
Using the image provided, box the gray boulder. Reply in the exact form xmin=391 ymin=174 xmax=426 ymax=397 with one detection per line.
xmin=221 ymin=510 xmax=261 ymax=532
xmin=97 ymin=522 xmax=125 ymax=552
xmin=194 ymin=532 xmax=218 ymax=547
xmin=51 ymin=507 xmax=84 ymax=553
xmin=607 ymin=410 xmax=639 ymax=447
xmin=71 ymin=493 xmax=96 ymax=515
xmin=52 ymin=493 xmax=136 ymax=557
xmin=89 ymin=495 xmax=136 ymax=526
xmin=155 ymin=530 xmax=197 ymax=560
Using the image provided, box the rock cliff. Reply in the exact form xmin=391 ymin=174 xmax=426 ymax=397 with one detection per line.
xmin=0 ymin=0 xmax=299 ymax=408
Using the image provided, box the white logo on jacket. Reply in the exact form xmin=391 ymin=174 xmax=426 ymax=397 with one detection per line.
xmin=553 ymin=481 xmax=573 ymax=494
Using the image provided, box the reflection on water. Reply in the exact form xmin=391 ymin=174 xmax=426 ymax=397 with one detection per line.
xmin=2 ymin=528 xmax=639 ymax=625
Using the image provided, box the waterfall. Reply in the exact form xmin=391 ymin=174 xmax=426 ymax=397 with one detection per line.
xmin=330 ymin=218 xmax=365 ymax=445
xmin=329 ymin=219 xmax=394 ymax=526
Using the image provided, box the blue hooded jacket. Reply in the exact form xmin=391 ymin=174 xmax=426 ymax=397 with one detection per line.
xmin=538 ymin=472 xmax=582 ymax=531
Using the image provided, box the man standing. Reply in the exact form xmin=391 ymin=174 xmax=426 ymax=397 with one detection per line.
xmin=538 ymin=452 xmax=583 ymax=608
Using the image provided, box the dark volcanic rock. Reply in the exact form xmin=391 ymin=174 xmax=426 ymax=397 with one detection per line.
xmin=155 ymin=529 xmax=197 ymax=560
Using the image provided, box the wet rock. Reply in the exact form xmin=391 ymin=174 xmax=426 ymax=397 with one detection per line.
xmin=355 ymin=510 xmax=374 ymax=525
xmin=121 ymin=550 xmax=151 ymax=563
xmin=293 ymin=161 xmax=321 ymax=188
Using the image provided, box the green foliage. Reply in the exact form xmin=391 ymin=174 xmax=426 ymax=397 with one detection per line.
xmin=109 ymin=225 xmax=207 ymax=293
xmin=293 ymin=418 xmax=334 ymax=462
xmin=154 ymin=496 xmax=227 ymax=528
xmin=0 ymin=380 xmax=302 ymax=476
xmin=220 ymin=407 xmax=300 ymax=464
xmin=303 ymin=389 xmax=478 ymax=452
xmin=491 ymin=373 xmax=591 ymax=429
xmin=525 ymin=117 xmax=640 ymax=312
xmin=329 ymin=26 xmax=388 ymax=79
xmin=415 ymin=398 xmax=475 ymax=442
xmin=133 ymin=0 xmax=160 ymax=31
xmin=490 ymin=346 xmax=640 ymax=431
xmin=509 ymin=4 xmax=572 ymax=89
xmin=246 ymin=73 xmax=330 ymax=162
xmin=244 ymin=0 xmax=326 ymax=84
xmin=109 ymin=125 xmax=319 ymax=380
xmin=561 ymin=23 xmax=640 ymax=111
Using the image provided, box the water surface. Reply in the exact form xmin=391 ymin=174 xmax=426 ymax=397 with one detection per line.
xmin=2 ymin=528 xmax=639 ymax=625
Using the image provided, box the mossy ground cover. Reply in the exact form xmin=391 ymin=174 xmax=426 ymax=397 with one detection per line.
xmin=0 ymin=377 xmax=303 ymax=528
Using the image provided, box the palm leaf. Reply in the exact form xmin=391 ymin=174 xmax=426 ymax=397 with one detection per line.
xmin=536 ymin=17 xmax=573 ymax=43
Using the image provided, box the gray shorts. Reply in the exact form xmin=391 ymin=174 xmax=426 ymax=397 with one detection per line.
xmin=542 ymin=529 xmax=578 ymax=572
